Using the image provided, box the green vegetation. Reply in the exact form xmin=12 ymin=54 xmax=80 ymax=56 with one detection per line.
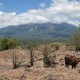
xmin=0 ymin=23 xmax=76 ymax=41
xmin=72 ymin=29 xmax=80 ymax=51
xmin=51 ymin=43 xmax=60 ymax=50
xmin=43 ymin=46 xmax=51 ymax=67
xmin=43 ymin=46 xmax=56 ymax=68
xmin=0 ymin=37 xmax=19 ymax=51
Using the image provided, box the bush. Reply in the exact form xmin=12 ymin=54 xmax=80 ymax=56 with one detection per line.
xmin=0 ymin=37 xmax=19 ymax=51
xmin=51 ymin=43 xmax=59 ymax=50
xmin=49 ymin=54 xmax=56 ymax=67
xmin=76 ymin=45 xmax=80 ymax=52
xmin=43 ymin=46 xmax=50 ymax=67
xmin=72 ymin=29 xmax=80 ymax=51
xmin=43 ymin=46 xmax=56 ymax=68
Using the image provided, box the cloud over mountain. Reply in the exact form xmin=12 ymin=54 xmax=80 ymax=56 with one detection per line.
xmin=0 ymin=0 xmax=80 ymax=27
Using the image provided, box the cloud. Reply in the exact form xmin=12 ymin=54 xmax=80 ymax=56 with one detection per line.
xmin=0 ymin=0 xmax=80 ymax=27
xmin=39 ymin=3 xmax=46 ymax=8
xmin=0 ymin=3 xmax=3 ymax=6
xmin=49 ymin=0 xmax=80 ymax=26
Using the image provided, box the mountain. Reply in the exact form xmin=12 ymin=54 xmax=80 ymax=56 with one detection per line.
xmin=0 ymin=23 xmax=77 ymax=41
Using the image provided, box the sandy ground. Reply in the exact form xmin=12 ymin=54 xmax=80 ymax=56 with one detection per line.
xmin=0 ymin=45 xmax=80 ymax=80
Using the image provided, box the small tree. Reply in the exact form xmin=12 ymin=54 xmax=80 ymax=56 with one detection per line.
xmin=43 ymin=45 xmax=56 ymax=68
xmin=27 ymin=45 xmax=34 ymax=66
xmin=43 ymin=46 xmax=51 ymax=67
xmin=0 ymin=37 xmax=19 ymax=51
xmin=11 ymin=49 xmax=25 ymax=69
xmin=72 ymin=29 xmax=80 ymax=52
xmin=11 ymin=52 xmax=18 ymax=69
xmin=0 ymin=38 xmax=8 ymax=50
xmin=49 ymin=54 xmax=56 ymax=68
xmin=22 ymin=42 xmax=38 ymax=67
xmin=51 ymin=43 xmax=59 ymax=51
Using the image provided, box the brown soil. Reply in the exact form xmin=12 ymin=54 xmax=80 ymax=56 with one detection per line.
xmin=0 ymin=45 xmax=80 ymax=80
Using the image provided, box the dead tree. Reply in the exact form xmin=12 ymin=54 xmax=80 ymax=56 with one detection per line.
xmin=43 ymin=46 xmax=56 ymax=68
xmin=28 ymin=45 xmax=34 ymax=66
xmin=43 ymin=47 xmax=51 ymax=67
xmin=11 ymin=51 xmax=25 ymax=69
xmin=12 ymin=52 xmax=18 ymax=69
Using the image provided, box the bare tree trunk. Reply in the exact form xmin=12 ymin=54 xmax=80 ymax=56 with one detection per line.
xmin=12 ymin=52 xmax=18 ymax=69
xmin=30 ymin=50 xmax=34 ymax=66
xmin=43 ymin=47 xmax=51 ymax=67
xmin=28 ymin=45 xmax=34 ymax=67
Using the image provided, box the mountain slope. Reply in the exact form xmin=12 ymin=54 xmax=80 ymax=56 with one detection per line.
xmin=0 ymin=23 xmax=77 ymax=40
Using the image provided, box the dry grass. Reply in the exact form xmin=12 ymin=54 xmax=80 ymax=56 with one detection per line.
xmin=0 ymin=45 xmax=80 ymax=80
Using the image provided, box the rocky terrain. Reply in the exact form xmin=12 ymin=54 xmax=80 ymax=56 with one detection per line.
xmin=0 ymin=45 xmax=80 ymax=80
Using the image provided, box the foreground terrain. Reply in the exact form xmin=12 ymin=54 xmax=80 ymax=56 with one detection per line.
xmin=0 ymin=45 xmax=80 ymax=80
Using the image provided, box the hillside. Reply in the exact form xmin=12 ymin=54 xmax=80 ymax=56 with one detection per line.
xmin=0 ymin=23 xmax=77 ymax=40
xmin=0 ymin=45 xmax=80 ymax=80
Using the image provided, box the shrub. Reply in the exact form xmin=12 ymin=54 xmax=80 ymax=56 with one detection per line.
xmin=23 ymin=42 xmax=38 ymax=67
xmin=51 ymin=43 xmax=59 ymax=50
xmin=0 ymin=37 xmax=19 ymax=51
xmin=43 ymin=47 xmax=51 ymax=67
xmin=76 ymin=45 xmax=80 ymax=52
xmin=72 ymin=29 xmax=80 ymax=51
xmin=49 ymin=54 xmax=56 ymax=67
xmin=43 ymin=46 xmax=56 ymax=68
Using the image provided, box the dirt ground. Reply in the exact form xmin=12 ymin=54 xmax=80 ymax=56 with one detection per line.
xmin=0 ymin=45 xmax=80 ymax=80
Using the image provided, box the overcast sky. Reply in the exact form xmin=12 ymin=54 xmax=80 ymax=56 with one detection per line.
xmin=0 ymin=0 xmax=80 ymax=27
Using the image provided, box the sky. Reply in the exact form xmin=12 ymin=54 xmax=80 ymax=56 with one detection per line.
xmin=0 ymin=0 xmax=80 ymax=27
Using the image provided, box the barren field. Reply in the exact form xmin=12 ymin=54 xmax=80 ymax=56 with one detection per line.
xmin=0 ymin=45 xmax=80 ymax=80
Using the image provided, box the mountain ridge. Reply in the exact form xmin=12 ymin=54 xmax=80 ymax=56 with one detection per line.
xmin=0 ymin=22 xmax=77 ymax=40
